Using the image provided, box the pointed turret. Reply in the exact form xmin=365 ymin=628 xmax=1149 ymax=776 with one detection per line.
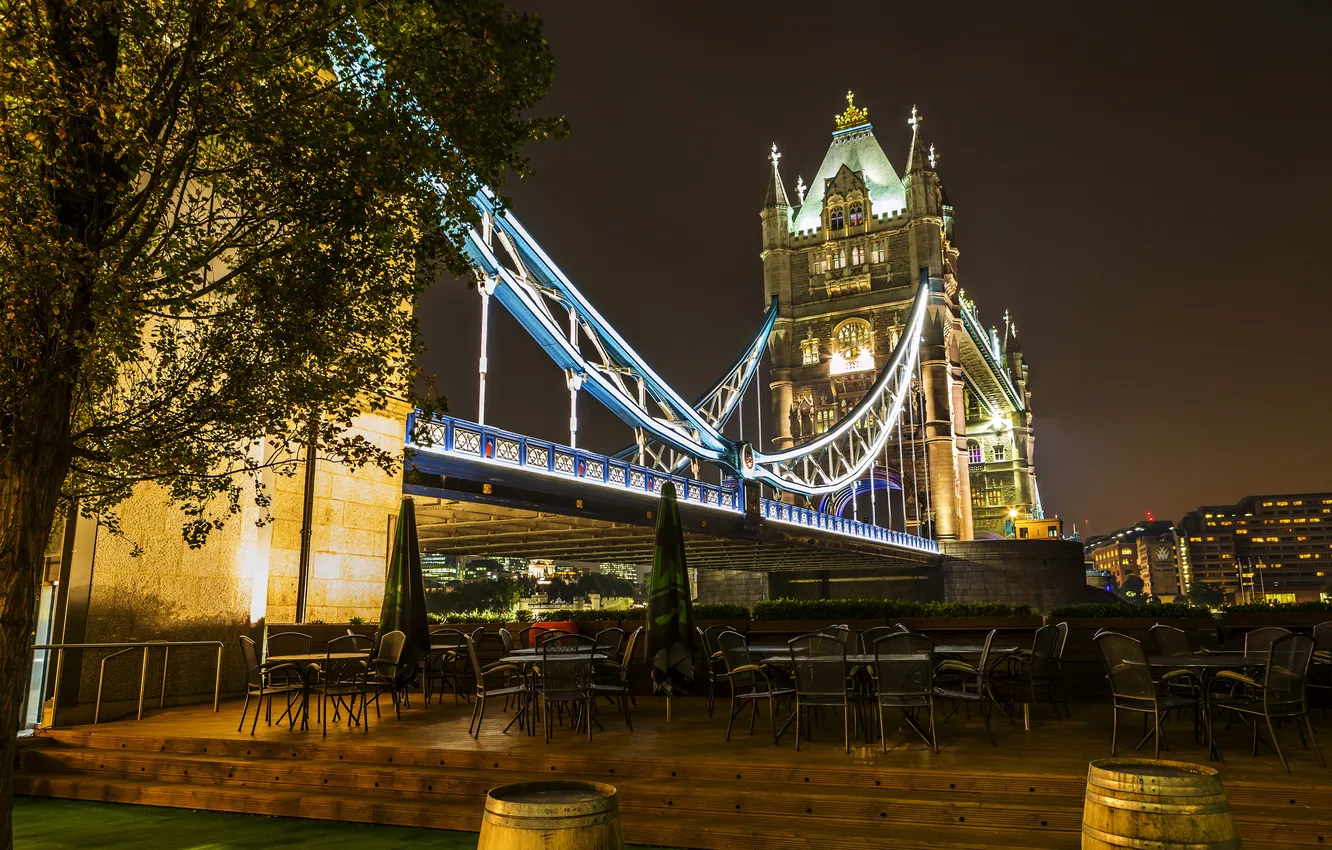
xmin=763 ymin=142 xmax=790 ymax=209
xmin=905 ymin=104 xmax=931 ymax=175
xmin=904 ymin=104 xmax=942 ymax=220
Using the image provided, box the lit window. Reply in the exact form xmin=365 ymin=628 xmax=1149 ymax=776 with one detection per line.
xmin=850 ymin=244 xmax=864 ymax=265
xmin=871 ymin=240 xmax=886 ymax=263
xmin=968 ymin=441 xmax=982 ymax=464
xmin=829 ymin=206 xmax=844 ymax=230
xmin=800 ymin=333 xmax=819 ymax=366
xmin=831 ymin=319 xmax=874 ymax=374
xmin=810 ymin=253 xmax=828 ymax=275
xmin=992 ymin=443 xmax=1007 ymax=462
xmin=986 ymin=489 xmax=1003 ymax=506
xmin=972 ymin=489 xmax=986 ymax=508
xmin=814 ymin=408 xmax=836 ymax=434
xmin=832 ymin=249 xmax=846 ymax=270
xmin=848 ymin=202 xmax=864 ymax=227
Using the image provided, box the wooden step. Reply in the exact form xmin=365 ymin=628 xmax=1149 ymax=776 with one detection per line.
xmin=13 ymin=772 xmax=1080 ymax=850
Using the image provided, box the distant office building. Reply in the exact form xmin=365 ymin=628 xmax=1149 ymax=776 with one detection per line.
xmin=598 ymin=563 xmax=639 ymax=584
xmin=1084 ymin=520 xmax=1182 ymax=599
xmin=1178 ymin=493 xmax=1332 ymax=603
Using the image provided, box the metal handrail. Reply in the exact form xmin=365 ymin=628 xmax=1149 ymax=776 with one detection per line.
xmin=30 ymin=640 xmax=225 ymax=728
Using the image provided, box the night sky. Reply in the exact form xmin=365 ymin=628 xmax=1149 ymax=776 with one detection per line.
xmin=415 ymin=1 xmax=1332 ymax=537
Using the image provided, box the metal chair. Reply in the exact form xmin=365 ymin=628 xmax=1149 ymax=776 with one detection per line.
xmin=699 ymin=624 xmax=740 ymax=716
xmin=236 ymin=636 xmax=304 ymax=735
xmin=1094 ymin=631 xmax=1196 ymax=759
xmin=1244 ymin=627 xmax=1292 ymax=659
xmin=1151 ymin=624 xmax=1192 ymax=657
xmin=499 ymin=627 xmax=516 ymax=656
xmin=539 ymin=633 xmax=598 ymax=743
xmin=858 ymin=626 xmax=898 ymax=654
xmin=1004 ymin=624 xmax=1061 ymax=726
xmin=822 ymin=624 xmax=855 ymax=648
xmin=310 ymin=634 xmax=372 ymax=737
xmin=424 ymin=627 xmax=468 ymax=706
xmin=790 ymin=632 xmax=856 ymax=753
xmin=592 ymin=626 xmax=639 ymax=730
xmin=1052 ymin=620 xmax=1072 ymax=716
xmin=465 ymin=635 xmax=526 ymax=738
xmin=934 ymin=628 xmax=998 ymax=747
xmin=1210 ymin=633 xmax=1323 ymax=773
xmin=1311 ymin=621 xmax=1332 ymax=705
xmin=594 ymin=627 xmax=625 ymax=660
xmin=264 ymin=631 xmax=312 ymax=690
xmin=369 ymin=630 xmax=407 ymax=720
xmin=871 ymin=631 xmax=936 ymax=752
xmin=717 ymin=630 xmax=793 ymax=745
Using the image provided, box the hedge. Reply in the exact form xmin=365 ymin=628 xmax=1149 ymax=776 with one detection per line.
xmin=1046 ymin=602 xmax=1211 ymax=619
xmin=693 ymin=602 xmax=750 ymax=620
xmin=1224 ymin=600 xmax=1332 ymax=613
xmin=750 ymin=598 xmax=1033 ymax=621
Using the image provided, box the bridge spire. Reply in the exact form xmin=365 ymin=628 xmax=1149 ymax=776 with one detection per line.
xmin=906 ymin=104 xmax=931 ymax=174
xmin=763 ymin=142 xmax=790 ymax=209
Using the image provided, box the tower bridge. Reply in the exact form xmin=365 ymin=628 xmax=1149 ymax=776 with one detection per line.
xmin=403 ymin=93 xmax=1079 ymax=605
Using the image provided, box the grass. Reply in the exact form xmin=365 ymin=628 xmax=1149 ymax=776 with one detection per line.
xmin=14 ymin=797 xmax=676 ymax=849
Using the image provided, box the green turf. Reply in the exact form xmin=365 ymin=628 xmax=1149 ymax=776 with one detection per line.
xmin=13 ymin=797 xmax=675 ymax=849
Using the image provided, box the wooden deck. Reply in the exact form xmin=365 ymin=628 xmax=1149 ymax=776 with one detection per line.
xmin=17 ymin=692 xmax=1332 ymax=849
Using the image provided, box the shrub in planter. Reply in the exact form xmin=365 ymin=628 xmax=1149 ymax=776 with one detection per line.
xmin=1046 ymin=601 xmax=1210 ymax=619
xmin=751 ymin=598 xmax=1032 ymax=621
xmin=545 ymin=609 xmax=627 ymax=624
xmin=693 ymin=602 xmax=750 ymax=620
xmin=1224 ymin=600 xmax=1332 ymax=613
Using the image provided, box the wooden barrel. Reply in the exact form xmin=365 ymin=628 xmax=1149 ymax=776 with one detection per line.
xmin=1082 ymin=758 xmax=1241 ymax=849
xmin=479 ymin=780 xmax=624 ymax=850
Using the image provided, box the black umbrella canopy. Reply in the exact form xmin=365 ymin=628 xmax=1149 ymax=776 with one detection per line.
xmin=380 ymin=496 xmax=431 ymax=686
xmin=646 ymin=482 xmax=698 ymax=696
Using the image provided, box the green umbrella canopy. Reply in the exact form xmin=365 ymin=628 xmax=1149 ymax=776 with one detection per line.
xmin=646 ymin=481 xmax=698 ymax=696
xmin=380 ymin=497 xmax=431 ymax=686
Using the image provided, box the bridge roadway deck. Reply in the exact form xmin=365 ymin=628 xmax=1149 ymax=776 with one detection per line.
xmin=18 ymin=695 xmax=1330 ymax=849
xmin=405 ymin=464 xmax=941 ymax=573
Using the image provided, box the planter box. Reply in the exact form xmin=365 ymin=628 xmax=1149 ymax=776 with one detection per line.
xmin=1219 ymin=610 xmax=1332 ymax=629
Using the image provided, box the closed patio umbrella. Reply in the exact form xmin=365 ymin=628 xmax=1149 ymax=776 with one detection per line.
xmin=380 ymin=496 xmax=431 ymax=687
xmin=646 ymin=481 xmax=698 ymax=711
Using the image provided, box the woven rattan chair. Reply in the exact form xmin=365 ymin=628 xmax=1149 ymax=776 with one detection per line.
xmin=539 ymin=632 xmax=598 ymax=743
xmin=1151 ymin=624 xmax=1192 ymax=656
xmin=369 ymin=630 xmax=407 ymax=720
xmin=424 ymin=627 xmax=468 ymax=706
xmin=1210 ymin=633 xmax=1323 ymax=772
xmin=1094 ymin=630 xmax=1196 ymax=759
xmin=871 ymin=631 xmax=936 ymax=752
xmin=790 ymin=632 xmax=856 ymax=753
xmin=310 ymin=633 xmax=372 ymax=737
xmin=237 ymin=636 xmax=304 ymax=735
xmin=699 ymin=624 xmax=740 ymax=716
xmin=465 ymin=634 xmax=526 ymax=738
xmin=592 ymin=626 xmax=639 ymax=730
xmin=717 ymin=630 xmax=793 ymax=745
xmin=934 ymin=628 xmax=998 ymax=747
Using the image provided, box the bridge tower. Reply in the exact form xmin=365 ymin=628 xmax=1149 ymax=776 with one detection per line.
xmin=761 ymin=94 xmax=1041 ymax=541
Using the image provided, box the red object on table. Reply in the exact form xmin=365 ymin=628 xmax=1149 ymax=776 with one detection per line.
xmin=532 ymin=621 xmax=579 ymax=637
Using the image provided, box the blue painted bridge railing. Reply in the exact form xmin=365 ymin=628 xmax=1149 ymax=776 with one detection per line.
xmin=406 ymin=412 xmax=939 ymax=555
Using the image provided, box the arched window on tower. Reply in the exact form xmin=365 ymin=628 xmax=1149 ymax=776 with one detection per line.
xmin=830 ymin=318 xmax=873 ymax=374
xmin=828 ymin=205 xmax=844 ymax=230
xmin=848 ymin=201 xmax=864 ymax=227
xmin=968 ymin=441 xmax=982 ymax=464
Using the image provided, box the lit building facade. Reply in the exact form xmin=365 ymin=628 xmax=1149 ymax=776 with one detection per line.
xmin=1084 ymin=520 xmax=1182 ymax=598
xmin=1178 ymin=493 xmax=1332 ymax=603
xmin=761 ymin=94 xmax=1041 ymax=540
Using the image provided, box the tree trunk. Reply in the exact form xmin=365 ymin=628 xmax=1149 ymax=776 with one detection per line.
xmin=0 ymin=366 xmax=77 ymax=849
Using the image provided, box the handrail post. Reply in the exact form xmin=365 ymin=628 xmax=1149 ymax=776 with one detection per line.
xmin=213 ymin=644 xmax=223 ymax=712
xmin=49 ymin=648 xmax=64 ymax=730
xmin=137 ymin=645 xmax=150 ymax=720
xmin=160 ymin=645 xmax=169 ymax=708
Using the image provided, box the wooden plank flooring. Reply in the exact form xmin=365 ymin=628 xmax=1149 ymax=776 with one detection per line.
xmin=17 ymin=692 xmax=1332 ymax=849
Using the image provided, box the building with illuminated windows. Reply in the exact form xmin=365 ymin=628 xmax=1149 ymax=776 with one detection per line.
xmin=761 ymin=93 xmax=1041 ymax=541
xmin=1178 ymin=493 xmax=1332 ymax=603
xmin=1084 ymin=520 xmax=1183 ymax=599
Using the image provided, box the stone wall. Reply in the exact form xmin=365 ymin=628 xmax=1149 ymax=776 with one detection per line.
xmin=939 ymin=539 xmax=1086 ymax=609
xmin=694 ymin=569 xmax=769 ymax=607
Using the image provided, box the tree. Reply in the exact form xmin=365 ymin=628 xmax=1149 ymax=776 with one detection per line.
xmin=1188 ymin=581 xmax=1227 ymax=608
xmin=0 ymin=2 xmax=562 ymax=842
xmin=1118 ymin=574 xmax=1145 ymax=600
